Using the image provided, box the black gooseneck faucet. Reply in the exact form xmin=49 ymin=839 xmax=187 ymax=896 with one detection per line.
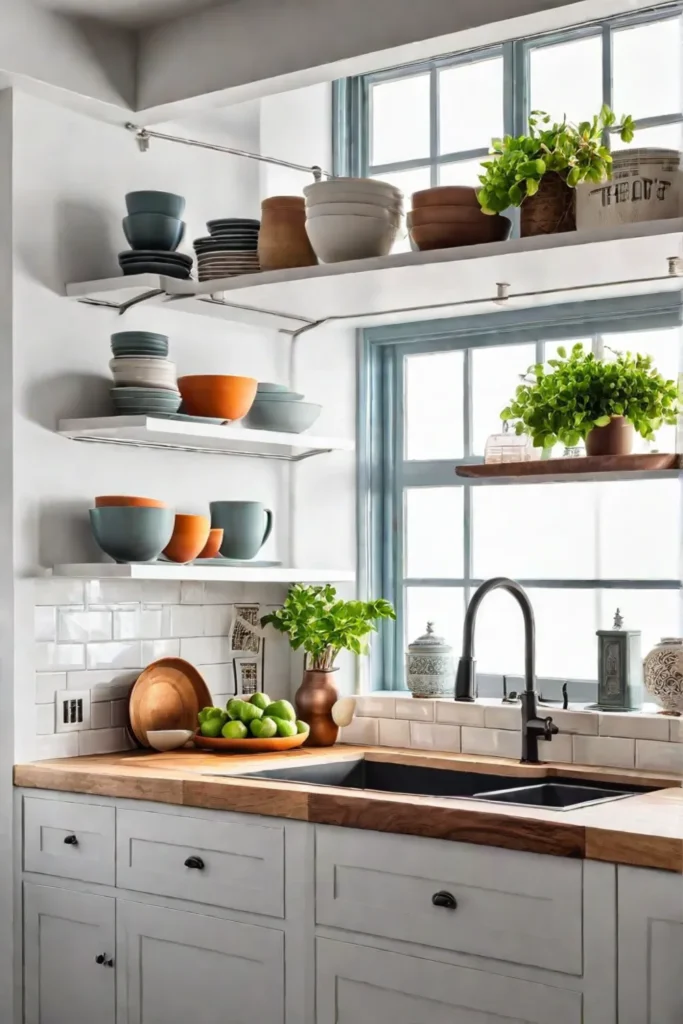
xmin=454 ymin=577 xmax=559 ymax=764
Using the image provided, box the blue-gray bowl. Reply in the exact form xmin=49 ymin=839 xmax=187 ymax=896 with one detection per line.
xmin=125 ymin=191 xmax=186 ymax=218
xmin=244 ymin=399 xmax=322 ymax=434
xmin=251 ymin=391 xmax=304 ymax=402
xmin=90 ymin=506 xmax=175 ymax=563
xmin=122 ymin=213 xmax=185 ymax=252
xmin=111 ymin=332 xmax=169 ymax=358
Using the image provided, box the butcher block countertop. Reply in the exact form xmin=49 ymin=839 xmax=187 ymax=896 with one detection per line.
xmin=14 ymin=745 xmax=683 ymax=872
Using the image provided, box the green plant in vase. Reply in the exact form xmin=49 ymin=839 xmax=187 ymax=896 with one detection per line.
xmin=261 ymin=584 xmax=395 ymax=747
xmin=500 ymin=343 xmax=679 ymax=457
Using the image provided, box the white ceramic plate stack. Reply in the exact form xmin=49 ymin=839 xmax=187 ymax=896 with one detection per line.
xmin=109 ymin=356 xmax=178 ymax=390
xmin=108 ymin=331 xmax=181 ymax=416
xmin=304 ymin=178 xmax=404 ymax=263
xmin=193 ymin=218 xmax=261 ymax=282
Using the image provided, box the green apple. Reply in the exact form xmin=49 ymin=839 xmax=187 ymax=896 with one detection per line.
xmin=251 ymin=716 xmax=277 ymax=738
xmin=250 ymin=692 xmax=271 ymax=710
xmin=222 ymin=720 xmax=248 ymax=739
xmin=264 ymin=699 xmax=296 ymax=723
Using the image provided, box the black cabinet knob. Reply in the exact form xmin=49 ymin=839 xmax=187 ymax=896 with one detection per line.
xmin=64 ymin=834 xmax=78 ymax=846
xmin=432 ymin=890 xmax=457 ymax=910
xmin=95 ymin=954 xmax=105 ymax=965
xmin=184 ymin=855 xmax=205 ymax=870
xmin=104 ymin=958 xmax=114 ymax=968
xmin=95 ymin=954 xmax=114 ymax=968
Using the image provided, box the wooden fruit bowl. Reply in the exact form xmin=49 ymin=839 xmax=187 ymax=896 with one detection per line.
xmin=193 ymin=730 xmax=307 ymax=753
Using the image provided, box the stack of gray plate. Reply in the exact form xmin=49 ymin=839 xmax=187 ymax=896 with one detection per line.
xmin=193 ymin=218 xmax=260 ymax=281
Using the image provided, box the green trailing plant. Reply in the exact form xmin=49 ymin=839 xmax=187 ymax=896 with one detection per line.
xmin=477 ymin=106 xmax=636 ymax=214
xmin=261 ymin=584 xmax=396 ymax=671
xmin=500 ymin=343 xmax=679 ymax=449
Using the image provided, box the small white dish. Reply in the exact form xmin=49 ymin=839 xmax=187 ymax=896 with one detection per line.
xmin=332 ymin=697 xmax=356 ymax=728
xmin=146 ymin=729 xmax=194 ymax=752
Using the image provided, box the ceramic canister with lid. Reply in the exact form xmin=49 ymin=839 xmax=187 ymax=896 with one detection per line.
xmin=576 ymin=148 xmax=682 ymax=229
xmin=406 ymin=622 xmax=455 ymax=698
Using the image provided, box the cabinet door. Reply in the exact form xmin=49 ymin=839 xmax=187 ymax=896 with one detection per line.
xmin=117 ymin=900 xmax=284 ymax=1024
xmin=316 ymin=938 xmax=582 ymax=1024
xmin=618 ymin=866 xmax=683 ymax=1024
xmin=23 ymin=883 xmax=115 ymax=1024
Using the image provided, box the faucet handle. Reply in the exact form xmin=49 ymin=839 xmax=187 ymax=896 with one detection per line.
xmin=542 ymin=716 xmax=559 ymax=741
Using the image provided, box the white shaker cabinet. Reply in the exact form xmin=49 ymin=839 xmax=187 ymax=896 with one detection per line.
xmin=23 ymin=883 xmax=116 ymax=1024
xmin=618 ymin=865 xmax=683 ymax=1024
xmin=116 ymin=899 xmax=285 ymax=1024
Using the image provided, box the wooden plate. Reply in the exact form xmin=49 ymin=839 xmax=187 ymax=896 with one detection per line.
xmin=456 ymin=453 xmax=680 ymax=478
xmin=193 ymin=730 xmax=307 ymax=753
xmin=129 ymin=658 xmax=212 ymax=747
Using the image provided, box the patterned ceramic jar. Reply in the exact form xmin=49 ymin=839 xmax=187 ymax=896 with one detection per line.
xmin=406 ymin=622 xmax=455 ymax=698
xmin=643 ymin=637 xmax=683 ymax=714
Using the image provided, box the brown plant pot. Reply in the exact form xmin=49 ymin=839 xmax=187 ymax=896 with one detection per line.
xmin=585 ymin=416 xmax=634 ymax=456
xmin=521 ymin=172 xmax=576 ymax=237
xmin=295 ymin=668 xmax=339 ymax=747
xmin=258 ymin=200 xmax=318 ymax=272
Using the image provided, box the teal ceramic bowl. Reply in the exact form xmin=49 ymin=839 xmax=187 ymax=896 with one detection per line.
xmin=257 ymin=383 xmax=290 ymax=393
xmin=251 ymin=391 xmax=304 ymax=402
xmin=125 ymin=191 xmax=186 ymax=218
xmin=90 ymin=506 xmax=175 ymax=563
xmin=123 ymin=213 xmax=185 ymax=252
xmin=244 ymin=399 xmax=321 ymax=434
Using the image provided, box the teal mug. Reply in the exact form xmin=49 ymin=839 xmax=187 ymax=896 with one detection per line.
xmin=209 ymin=501 xmax=273 ymax=560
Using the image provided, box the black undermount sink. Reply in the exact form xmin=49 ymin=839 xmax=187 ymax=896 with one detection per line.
xmin=229 ymin=758 xmax=654 ymax=810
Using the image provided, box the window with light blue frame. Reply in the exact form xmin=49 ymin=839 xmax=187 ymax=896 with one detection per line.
xmin=339 ymin=5 xmax=683 ymax=693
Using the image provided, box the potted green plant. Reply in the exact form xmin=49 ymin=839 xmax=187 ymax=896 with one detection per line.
xmin=500 ymin=343 xmax=679 ymax=456
xmin=477 ymin=106 xmax=635 ymax=236
xmin=261 ymin=584 xmax=395 ymax=746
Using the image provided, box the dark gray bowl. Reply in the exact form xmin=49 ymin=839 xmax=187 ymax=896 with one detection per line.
xmin=123 ymin=213 xmax=185 ymax=252
xmin=244 ymin=399 xmax=322 ymax=434
xmin=125 ymin=191 xmax=186 ymax=218
xmin=90 ymin=506 xmax=174 ymax=563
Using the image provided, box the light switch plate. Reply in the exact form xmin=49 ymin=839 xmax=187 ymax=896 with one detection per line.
xmin=55 ymin=689 xmax=91 ymax=733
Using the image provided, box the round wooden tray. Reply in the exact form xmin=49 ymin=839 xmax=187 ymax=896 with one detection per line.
xmin=129 ymin=658 xmax=212 ymax=747
xmin=193 ymin=729 xmax=307 ymax=753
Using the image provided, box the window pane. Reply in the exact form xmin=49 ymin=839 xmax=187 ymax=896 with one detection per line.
xmin=600 ymin=589 xmax=681 ymax=659
xmin=471 ymin=342 xmax=535 ymax=455
xmin=406 ymin=586 xmax=464 ymax=651
xmin=439 ymin=57 xmax=504 ymax=154
xmin=374 ymin=167 xmax=431 ymax=253
xmin=613 ymin=122 xmax=683 ymax=151
xmin=598 ymin=479 xmax=680 ymax=579
xmin=405 ymin=351 xmax=464 ymax=460
xmin=530 ymin=35 xmax=602 ymax=124
xmin=613 ymin=18 xmax=682 ymax=121
xmin=439 ymin=159 xmax=486 ymax=187
xmin=371 ymin=74 xmax=430 ymax=166
xmin=405 ymin=488 xmax=464 ymax=578
xmin=473 ymin=483 xmax=597 ymax=579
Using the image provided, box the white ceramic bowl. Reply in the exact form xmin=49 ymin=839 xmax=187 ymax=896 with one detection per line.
xmin=146 ymin=729 xmax=194 ymax=752
xmin=109 ymin=357 xmax=177 ymax=390
xmin=306 ymin=191 xmax=403 ymax=212
xmin=304 ymin=178 xmax=403 ymax=204
xmin=306 ymin=213 xmax=399 ymax=263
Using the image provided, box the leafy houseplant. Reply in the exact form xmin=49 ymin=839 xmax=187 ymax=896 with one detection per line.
xmin=262 ymin=585 xmax=396 ymax=747
xmin=477 ymin=106 xmax=635 ymax=235
xmin=500 ymin=343 xmax=679 ymax=455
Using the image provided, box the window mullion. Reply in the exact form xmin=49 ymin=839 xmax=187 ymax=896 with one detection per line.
xmin=430 ymin=66 xmax=439 ymax=187
xmin=463 ymin=349 xmax=474 ymax=608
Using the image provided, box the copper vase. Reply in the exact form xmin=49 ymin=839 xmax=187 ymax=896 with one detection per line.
xmin=295 ymin=669 xmax=339 ymax=747
xmin=585 ymin=416 xmax=634 ymax=456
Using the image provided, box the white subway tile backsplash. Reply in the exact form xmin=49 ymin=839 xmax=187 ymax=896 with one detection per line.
xmin=356 ymin=695 xmax=396 ymax=718
xmin=409 ymin=722 xmax=461 ymax=752
xmin=36 ymin=704 xmax=55 ymax=735
xmin=670 ymin=718 xmax=683 ymax=743
xmin=59 ymin=610 xmax=112 ymax=643
xmin=572 ymin=735 xmax=635 ymax=769
xmin=196 ymin=664 xmax=234 ymax=694
xmin=180 ymin=636 xmax=231 ymax=664
xmin=181 ymin=581 xmax=205 ymax=604
xmin=546 ymin=709 xmax=599 ymax=735
xmin=139 ymin=581 xmax=182 ymax=605
xmin=636 ymin=739 xmax=683 ymax=774
xmin=87 ymin=641 xmax=142 ymax=670
xmin=36 ymin=643 xmax=85 ymax=672
xmin=165 ymin=605 xmax=205 ymax=638
xmin=34 ymin=607 xmax=56 ymax=642
xmin=67 ymin=669 xmax=138 ymax=694
xmin=461 ymin=727 xmax=522 ymax=759
xmin=111 ymin=700 xmax=129 ymax=728
xmin=141 ymin=639 xmax=179 ymax=662
xmin=539 ymin=733 xmax=572 ymax=763
xmin=85 ymin=580 xmax=141 ymax=607
xmin=339 ymin=716 xmax=379 ymax=745
xmin=113 ymin=609 xmax=162 ymax=640
xmin=78 ymin=727 xmax=128 ymax=756
xmin=395 ymin=698 xmax=435 ymax=722
xmin=90 ymin=701 xmax=112 ymax=730
xmin=35 ymin=579 xmax=84 ymax=606
xmin=202 ymin=605 xmax=232 ymax=637
xmin=483 ymin=705 xmax=521 ymax=731
xmin=34 ymin=733 xmax=80 ymax=759
xmin=378 ymin=718 xmax=411 ymax=747
xmin=35 ymin=673 xmax=66 ymax=704
xmin=436 ymin=702 xmax=486 ymax=727
xmin=599 ymin=711 xmax=670 ymax=741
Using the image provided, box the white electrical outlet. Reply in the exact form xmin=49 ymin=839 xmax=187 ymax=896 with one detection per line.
xmin=55 ymin=690 xmax=91 ymax=733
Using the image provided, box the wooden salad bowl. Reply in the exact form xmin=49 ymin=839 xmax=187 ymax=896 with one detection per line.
xmin=193 ymin=730 xmax=307 ymax=753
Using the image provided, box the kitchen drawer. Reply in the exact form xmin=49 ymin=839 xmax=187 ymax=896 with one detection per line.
xmin=116 ymin=808 xmax=285 ymax=917
xmin=23 ymin=796 xmax=115 ymax=885
xmin=316 ymin=825 xmax=583 ymax=974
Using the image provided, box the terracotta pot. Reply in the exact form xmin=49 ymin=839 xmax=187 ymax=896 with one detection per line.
xmin=412 ymin=186 xmax=479 ymax=209
xmin=177 ymin=374 xmax=257 ymax=421
xmin=259 ymin=199 xmax=317 ymax=272
xmin=163 ymin=513 xmax=211 ymax=564
xmin=521 ymin=172 xmax=576 ymax=236
xmin=197 ymin=528 xmax=224 ymax=559
xmin=409 ymin=206 xmax=503 ymax=227
xmin=295 ymin=668 xmax=339 ymax=747
xmin=410 ymin=215 xmax=511 ymax=251
xmin=585 ymin=416 xmax=634 ymax=456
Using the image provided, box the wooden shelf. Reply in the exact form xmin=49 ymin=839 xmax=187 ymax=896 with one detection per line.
xmin=47 ymin=563 xmax=355 ymax=583
xmin=456 ymin=454 xmax=681 ymax=484
xmin=65 ymin=220 xmax=683 ymax=335
xmin=58 ymin=416 xmax=354 ymax=462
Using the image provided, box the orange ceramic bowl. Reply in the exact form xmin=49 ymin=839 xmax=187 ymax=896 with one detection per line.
xmin=177 ymin=375 xmax=258 ymax=421
xmin=163 ymin=513 xmax=211 ymax=564
xmin=197 ymin=528 xmax=224 ymax=559
xmin=95 ymin=495 xmax=166 ymax=508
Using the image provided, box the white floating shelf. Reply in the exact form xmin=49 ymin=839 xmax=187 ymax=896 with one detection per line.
xmin=58 ymin=416 xmax=354 ymax=462
xmin=65 ymin=220 xmax=683 ymax=334
xmin=48 ymin=563 xmax=355 ymax=583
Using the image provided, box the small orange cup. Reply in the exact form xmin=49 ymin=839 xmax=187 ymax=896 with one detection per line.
xmin=197 ymin=528 xmax=224 ymax=559
xmin=163 ymin=514 xmax=211 ymax=564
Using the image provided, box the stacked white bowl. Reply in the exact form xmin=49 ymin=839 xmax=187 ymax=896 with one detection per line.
xmin=304 ymin=178 xmax=404 ymax=263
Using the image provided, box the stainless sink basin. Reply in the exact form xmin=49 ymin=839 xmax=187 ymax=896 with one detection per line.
xmin=225 ymin=758 xmax=653 ymax=811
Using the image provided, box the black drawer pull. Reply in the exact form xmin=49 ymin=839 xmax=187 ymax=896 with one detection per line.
xmin=63 ymin=834 xmax=78 ymax=846
xmin=184 ymin=855 xmax=205 ymax=870
xmin=432 ymin=890 xmax=457 ymax=910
